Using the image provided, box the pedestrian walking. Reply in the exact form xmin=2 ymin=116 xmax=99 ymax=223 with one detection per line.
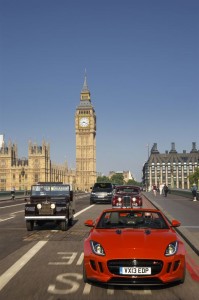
xmin=11 ymin=187 xmax=15 ymax=200
xmin=163 ymin=184 xmax=169 ymax=197
xmin=191 ymin=183 xmax=197 ymax=201
xmin=152 ymin=184 xmax=157 ymax=196
xmin=159 ymin=183 xmax=164 ymax=195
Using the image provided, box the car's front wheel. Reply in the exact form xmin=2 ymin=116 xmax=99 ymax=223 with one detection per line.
xmin=60 ymin=220 xmax=68 ymax=231
xmin=68 ymin=215 xmax=74 ymax=226
xmin=26 ymin=220 xmax=34 ymax=231
xmin=90 ymin=199 xmax=94 ymax=205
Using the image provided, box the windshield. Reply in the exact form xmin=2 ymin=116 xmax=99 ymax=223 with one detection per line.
xmin=116 ymin=187 xmax=140 ymax=194
xmin=96 ymin=211 xmax=169 ymax=230
xmin=31 ymin=184 xmax=70 ymax=196
xmin=92 ymin=183 xmax=113 ymax=192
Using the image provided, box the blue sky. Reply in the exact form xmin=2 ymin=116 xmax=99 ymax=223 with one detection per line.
xmin=0 ymin=0 xmax=198 ymax=181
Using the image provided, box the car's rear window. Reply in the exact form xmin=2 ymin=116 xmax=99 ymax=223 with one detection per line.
xmin=116 ymin=187 xmax=140 ymax=193
xmin=92 ymin=183 xmax=113 ymax=191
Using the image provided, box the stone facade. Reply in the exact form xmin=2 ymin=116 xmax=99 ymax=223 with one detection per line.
xmin=0 ymin=74 xmax=96 ymax=192
xmin=75 ymin=74 xmax=96 ymax=191
xmin=142 ymin=142 xmax=199 ymax=190
xmin=0 ymin=139 xmax=75 ymax=191
xmin=108 ymin=170 xmax=134 ymax=182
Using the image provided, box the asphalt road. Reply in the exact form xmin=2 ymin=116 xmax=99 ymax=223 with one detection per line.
xmin=0 ymin=193 xmax=199 ymax=300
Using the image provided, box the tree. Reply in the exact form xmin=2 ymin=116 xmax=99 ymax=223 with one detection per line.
xmin=97 ymin=176 xmax=111 ymax=183
xmin=110 ymin=173 xmax=124 ymax=185
xmin=126 ymin=179 xmax=142 ymax=186
xmin=189 ymin=168 xmax=199 ymax=187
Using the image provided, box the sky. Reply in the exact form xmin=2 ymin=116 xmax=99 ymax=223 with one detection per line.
xmin=0 ymin=0 xmax=199 ymax=181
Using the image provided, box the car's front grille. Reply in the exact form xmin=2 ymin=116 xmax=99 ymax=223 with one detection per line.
xmin=123 ymin=196 xmax=131 ymax=207
xmin=107 ymin=259 xmax=163 ymax=276
xmin=39 ymin=203 xmax=53 ymax=215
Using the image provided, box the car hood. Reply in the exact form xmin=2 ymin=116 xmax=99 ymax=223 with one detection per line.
xmin=91 ymin=228 xmax=177 ymax=258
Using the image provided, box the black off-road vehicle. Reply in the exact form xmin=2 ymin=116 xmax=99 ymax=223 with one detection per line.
xmin=24 ymin=182 xmax=75 ymax=231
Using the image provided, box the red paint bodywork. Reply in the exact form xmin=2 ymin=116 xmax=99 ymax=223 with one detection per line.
xmin=84 ymin=208 xmax=186 ymax=285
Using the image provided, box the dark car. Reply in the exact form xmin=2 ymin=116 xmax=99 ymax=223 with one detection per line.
xmin=24 ymin=182 xmax=75 ymax=231
xmin=112 ymin=185 xmax=142 ymax=208
xmin=90 ymin=182 xmax=114 ymax=204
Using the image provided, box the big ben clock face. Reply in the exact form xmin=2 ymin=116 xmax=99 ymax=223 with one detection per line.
xmin=79 ymin=117 xmax=89 ymax=127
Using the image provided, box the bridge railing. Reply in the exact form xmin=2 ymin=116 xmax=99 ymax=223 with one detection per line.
xmin=169 ymin=188 xmax=199 ymax=200
xmin=0 ymin=190 xmax=28 ymax=199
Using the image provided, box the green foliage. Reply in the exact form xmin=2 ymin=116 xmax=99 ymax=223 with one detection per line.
xmin=96 ymin=175 xmax=142 ymax=187
xmin=97 ymin=176 xmax=111 ymax=183
xmin=189 ymin=167 xmax=199 ymax=186
xmin=126 ymin=179 xmax=142 ymax=186
xmin=110 ymin=173 xmax=124 ymax=185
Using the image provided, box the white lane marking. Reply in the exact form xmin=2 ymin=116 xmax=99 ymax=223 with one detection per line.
xmin=0 ymin=241 xmax=47 ymax=291
xmin=107 ymin=287 xmax=114 ymax=294
xmin=0 ymin=205 xmax=94 ymax=290
xmin=126 ymin=289 xmax=152 ymax=295
xmin=83 ymin=283 xmax=91 ymax=295
xmin=76 ymin=252 xmax=84 ymax=265
xmin=0 ymin=216 xmax=15 ymax=222
xmin=74 ymin=205 xmax=95 ymax=217
xmin=0 ymin=203 xmax=25 ymax=209
xmin=0 ymin=210 xmax=24 ymax=222
xmin=48 ymin=273 xmax=82 ymax=295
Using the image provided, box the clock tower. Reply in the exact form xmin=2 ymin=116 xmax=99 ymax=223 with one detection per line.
xmin=75 ymin=73 xmax=96 ymax=191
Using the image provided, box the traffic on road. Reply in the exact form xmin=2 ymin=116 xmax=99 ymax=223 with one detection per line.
xmin=0 ymin=191 xmax=199 ymax=300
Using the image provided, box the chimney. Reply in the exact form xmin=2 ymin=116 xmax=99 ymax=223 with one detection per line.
xmin=191 ymin=142 xmax=197 ymax=153
xmin=169 ymin=142 xmax=177 ymax=153
xmin=151 ymin=143 xmax=159 ymax=154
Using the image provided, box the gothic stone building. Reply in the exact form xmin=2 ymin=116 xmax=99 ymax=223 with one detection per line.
xmin=142 ymin=142 xmax=199 ymax=190
xmin=0 ymin=140 xmax=75 ymax=191
xmin=75 ymin=74 xmax=96 ymax=191
xmin=0 ymin=74 xmax=96 ymax=192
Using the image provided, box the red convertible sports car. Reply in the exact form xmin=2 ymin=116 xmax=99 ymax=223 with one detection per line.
xmin=83 ymin=208 xmax=186 ymax=285
xmin=112 ymin=185 xmax=142 ymax=208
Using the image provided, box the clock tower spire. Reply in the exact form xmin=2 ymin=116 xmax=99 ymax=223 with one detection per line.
xmin=75 ymin=73 xmax=96 ymax=191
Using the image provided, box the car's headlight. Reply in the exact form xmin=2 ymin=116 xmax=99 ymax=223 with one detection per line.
xmin=50 ymin=203 xmax=56 ymax=209
xmin=132 ymin=197 xmax=136 ymax=202
xmin=90 ymin=241 xmax=105 ymax=256
xmin=118 ymin=197 xmax=122 ymax=202
xmin=37 ymin=203 xmax=42 ymax=209
xmin=165 ymin=241 xmax=178 ymax=256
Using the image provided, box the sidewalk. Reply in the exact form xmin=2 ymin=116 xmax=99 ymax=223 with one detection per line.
xmin=143 ymin=191 xmax=199 ymax=256
xmin=0 ymin=195 xmax=28 ymax=201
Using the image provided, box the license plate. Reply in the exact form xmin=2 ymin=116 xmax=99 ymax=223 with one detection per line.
xmin=119 ymin=267 xmax=151 ymax=275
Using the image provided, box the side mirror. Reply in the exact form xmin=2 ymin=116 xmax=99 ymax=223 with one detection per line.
xmin=84 ymin=219 xmax=95 ymax=227
xmin=171 ymin=220 xmax=181 ymax=227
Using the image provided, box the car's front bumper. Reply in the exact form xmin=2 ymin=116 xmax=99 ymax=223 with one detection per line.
xmin=90 ymin=196 xmax=112 ymax=203
xmin=25 ymin=215 xmax=67 ymax=220
xmin=84 ymin=254 xmax=186 ymax=285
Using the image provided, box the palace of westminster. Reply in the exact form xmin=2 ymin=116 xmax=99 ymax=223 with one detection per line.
xmin=0 ymin=75 xmax=199 ymax=192
xmin=0 ymin=75 xmax=96 ymax=192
